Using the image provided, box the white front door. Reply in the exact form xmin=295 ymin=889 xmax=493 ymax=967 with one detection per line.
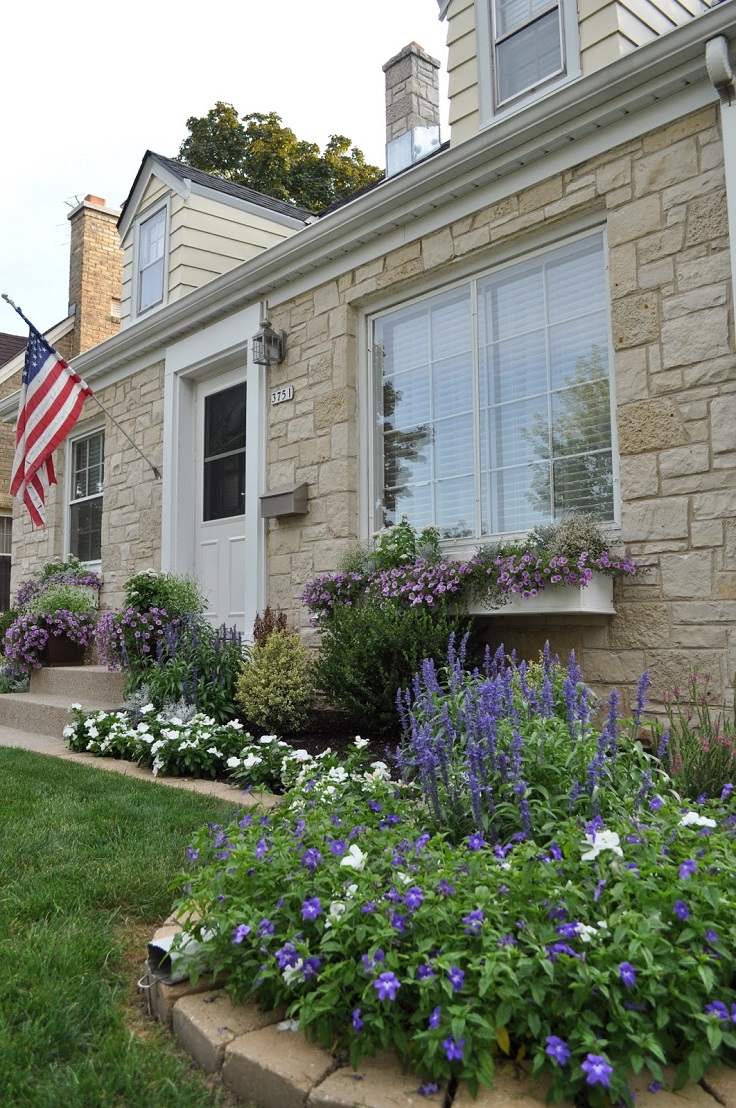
xmin=194 ymin=371 xmax=247 ymax=629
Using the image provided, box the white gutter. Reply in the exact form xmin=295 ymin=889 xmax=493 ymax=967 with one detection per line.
xmin=706 ymin=33 xmax=736 ymax=334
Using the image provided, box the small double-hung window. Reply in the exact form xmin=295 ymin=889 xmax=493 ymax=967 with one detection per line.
xmin=372 ymin=233 xmax=615 ymax=542
xmin=69 ymin=429 xmax=104 ymax=563
xmin=491 ymin=0 xmax=571 ymax=108
xmin=137 ymin=207 xmax=166 ymax=314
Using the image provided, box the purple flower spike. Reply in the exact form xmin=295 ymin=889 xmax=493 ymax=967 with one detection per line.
xmin=443 ymin=1035 xmax=465 ymax=1062
xmin=618 ymin=962 xmax=636 ymax=988
xmin=581 ymin=1054 xmax=613 ymax=1087
xmin=373 ymin=971 xmax=401 ymax=1001
xmin=545 ymin=1036 xmax=571 ymax=1066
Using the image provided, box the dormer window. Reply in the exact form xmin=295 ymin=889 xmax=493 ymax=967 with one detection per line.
xmin=493 ymin=0 xmax=564 ymax=104
xmin=137 ymin=205 xmax=167 ymax=314
xmin=477 ymin=0 xmax=580 ymax=121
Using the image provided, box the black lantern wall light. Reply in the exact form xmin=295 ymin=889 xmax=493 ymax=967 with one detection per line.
xmin=252 ymin=317 xmax=287 ymax=366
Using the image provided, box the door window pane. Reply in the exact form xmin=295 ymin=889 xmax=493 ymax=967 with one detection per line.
xmin=203 ymin=383 xmax=246 ymax=522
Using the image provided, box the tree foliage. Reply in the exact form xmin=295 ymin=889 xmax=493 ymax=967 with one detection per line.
xmin=177 ymin=102 xmax=384 ymax=211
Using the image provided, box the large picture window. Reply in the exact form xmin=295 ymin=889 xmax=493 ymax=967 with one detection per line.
xmin=69 ymin=429 xmax=104 ymax=562
xmin=373 ymin=233 xmax=614 ymax=541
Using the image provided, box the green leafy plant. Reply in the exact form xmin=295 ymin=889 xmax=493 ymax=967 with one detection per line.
xmin=315 ymin=601 xmax=470 ymax=735
xmin=235 ymin=631 xmax=315 ymax=734
xmin=123 ymin=570 xmax=205 ymax=621
xmin=172 ymin=744 xmax=736 ymax=1107
xmin=26 ymin=583 xmax=97 ymax=617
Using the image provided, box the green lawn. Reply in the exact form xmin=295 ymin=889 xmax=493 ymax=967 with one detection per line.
xmin=0 ymin=748 xmax=243 ymax=1107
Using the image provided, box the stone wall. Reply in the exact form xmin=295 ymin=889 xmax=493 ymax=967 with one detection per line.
xmin=265 ymin=103 xmax=734 ymax=711
xmin=10 ymin=361 xmax=164 ymax=610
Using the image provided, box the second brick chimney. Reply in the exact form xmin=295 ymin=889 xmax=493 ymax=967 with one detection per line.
xmin=67 ymin=195 xmax=123 ymax=358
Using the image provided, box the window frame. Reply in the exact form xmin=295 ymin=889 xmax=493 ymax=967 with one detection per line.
xmin=0 ymin=515 xmax=11 ymax=611
xmin=65 ymin=424 xmax=105 ymax=570
xmin=365 ymin=227 xmax=619 ymax=552
xmin=132 ymin=198 xmax=170 ymax=320
xmin=475 ymin=0 xmax=581 ymax=123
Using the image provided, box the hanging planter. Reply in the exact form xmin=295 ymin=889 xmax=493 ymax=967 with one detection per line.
xmin=42 ymin=633 xmax=88 ymax=667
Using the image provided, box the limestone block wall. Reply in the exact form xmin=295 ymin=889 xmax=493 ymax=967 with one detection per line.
xmin=265 ymin=103 xmax=734 ymax=712
xmin=10 ymin=361 xmax=164 ymax=611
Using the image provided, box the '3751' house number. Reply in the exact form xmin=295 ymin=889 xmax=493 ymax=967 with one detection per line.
xmin=271 ymin=386 xmax=294 ymax=405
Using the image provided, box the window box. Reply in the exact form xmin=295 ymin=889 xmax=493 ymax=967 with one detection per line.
xmin=467 ymin=571 xmax=615 ymax=616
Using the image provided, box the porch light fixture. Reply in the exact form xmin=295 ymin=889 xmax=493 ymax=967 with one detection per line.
xmin=252 ymin=318 xmax=287 ymax=366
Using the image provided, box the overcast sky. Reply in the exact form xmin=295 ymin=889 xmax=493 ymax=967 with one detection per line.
xmin=0 ymin=1 xmax=449 ymax=338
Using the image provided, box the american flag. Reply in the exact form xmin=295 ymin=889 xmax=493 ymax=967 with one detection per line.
xmin=10 ymin=329 xmax=93 ymax=527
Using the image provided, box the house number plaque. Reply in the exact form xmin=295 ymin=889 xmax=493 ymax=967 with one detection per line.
xmin=270 ymin=386 xmax=294 ymax=405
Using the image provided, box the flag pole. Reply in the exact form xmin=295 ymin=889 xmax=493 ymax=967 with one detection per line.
xmin=2 ymin=293 xmax=161 ymax=481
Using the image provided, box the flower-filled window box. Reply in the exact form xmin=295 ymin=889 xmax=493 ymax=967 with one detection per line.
xmin=467 ymin=570 xmax=615 ymax=616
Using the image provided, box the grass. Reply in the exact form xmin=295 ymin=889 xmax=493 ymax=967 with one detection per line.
xmin=0 ymin=748 xmax=246 ymax=1107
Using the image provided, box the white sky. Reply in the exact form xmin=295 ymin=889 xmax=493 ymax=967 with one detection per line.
xmin=0 ymin=1 xmax=449 ymax=337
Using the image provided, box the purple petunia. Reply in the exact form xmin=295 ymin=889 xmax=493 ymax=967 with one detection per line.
xmin=437 ymin=880 xmax=455 ymax=896
xmin=301 ymin=847 xmax=322 ymax=870
xmin=389 ymin=911 xmax=406 ymax=933
xmin=447 ymin=966 xmax=465 ymax=992
xmin=673 ymin=899 xmax=690 ymax=920
xmin=257 ymin=918 xmax=274 ymax=936
xmin=679 ymin=859 xmax=697 ymax=880
xmin=405 ymin=887 xmax=424 ymax=912
xmin=462 ymin=909 xmax=485 ymax=935
xmin=373 ymin=971 xmax=401 ymax=1001
xmin=545 ymin=1036 xmax=571 ymax=1066
xmin=618 ymin=961 xmax=636 ymax=988
xmin=705 ymin=1001 xmax=734 ymax=1021
xmin=467 ymin=833 xmax=485 ymax=851
xmin=417 ymin=964 xmax=435 ymax=980
xmin=352 ymin=1007 xmax=363 ymax=1032
xmin=429 ymin=1005 xmax=441 ymax=1028
xmin=443 ymin=1035 xmax=465 ymax=1062
xmin=581 ymin=1054 xmax=613 ymax=1087
xmin=231 ymin=924 xmax=251 ymax=944
xmin=301 ymin=897 xmax=322 ymax=920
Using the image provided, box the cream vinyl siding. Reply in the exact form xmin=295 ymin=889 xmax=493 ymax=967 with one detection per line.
xmin=579 ymin=0 xmax=709 ymax=74
xmin=120 ymin=178 xmax=170 ymax=324
xmin=166 ymin=194 xmax=297 ymax=304
xmin=120 ymin=182 xmax=301 ymax=323
xmin=445 ymin=0 xmax=709 ymax=145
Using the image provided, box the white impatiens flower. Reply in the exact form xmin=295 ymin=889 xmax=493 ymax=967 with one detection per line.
xmin=288 ymin=749 xmax=313 ymax=764
xmin=679 ymin=811 xmax=717 ymax=828
xmin=139 ymin=704 xmax=154 ymax=714
xmin=340 ymin=844 xmax=368 ymax=872
xmin=353 ymin=736 xmax=369 ymax=749
xmin=242 ymin=753 xmax=263 ymax=770
xmin=226 ymin=756 xmax=241 ymax=769
xmin=581 ymin=829 xmax=623 ymax=861
xmin=260 ymin=735 xmax=278 ymax=745
xmin=62 ymin=725 xmax=75 ymax=739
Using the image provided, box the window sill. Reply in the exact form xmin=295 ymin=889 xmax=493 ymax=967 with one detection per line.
xmin=467 ymin=572 xmax=615 ymax=616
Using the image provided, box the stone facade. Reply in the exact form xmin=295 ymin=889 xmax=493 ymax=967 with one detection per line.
xmin=264 ymin=103 xmax=734 ymax=711
xmin=10 ymin=361 xmax=164 ymax=611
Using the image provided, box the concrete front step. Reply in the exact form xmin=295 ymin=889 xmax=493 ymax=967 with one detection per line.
xmin=30 ymin=665 xmax=124 ymax=703
xmin=0 ymin=666 xmax=124 ymax=738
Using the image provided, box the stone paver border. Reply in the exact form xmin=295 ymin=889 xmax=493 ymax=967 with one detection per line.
xmin=144 ymin=921 xmax=736 ymax=1108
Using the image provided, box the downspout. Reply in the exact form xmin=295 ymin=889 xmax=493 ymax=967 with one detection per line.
xmin=706 ymin=35 xmax=736 ymax=325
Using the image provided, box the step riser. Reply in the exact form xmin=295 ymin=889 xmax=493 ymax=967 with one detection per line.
xmin=30 ymin=666 xmax=125 ymax=703
xmin=0 ymin=695 xmax=84 ymax=736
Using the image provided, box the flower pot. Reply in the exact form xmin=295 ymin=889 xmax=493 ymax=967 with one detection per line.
xmin=42 ymin=634 xmax=87 ymax=666
xmin=467 ymin=572 xmax=616 ymax=616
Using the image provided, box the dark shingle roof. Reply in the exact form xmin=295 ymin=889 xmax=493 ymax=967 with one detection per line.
xmin=120 ymin=151 xmax=316 ymax=225
xmin=0 ymin=333 xmax=26 ymax=368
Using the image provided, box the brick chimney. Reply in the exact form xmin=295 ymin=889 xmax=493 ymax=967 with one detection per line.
xmin=383 ymin=43 xmax=441 ymax=177
xmin=67 ymin=195 xmax=123 ymax=358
